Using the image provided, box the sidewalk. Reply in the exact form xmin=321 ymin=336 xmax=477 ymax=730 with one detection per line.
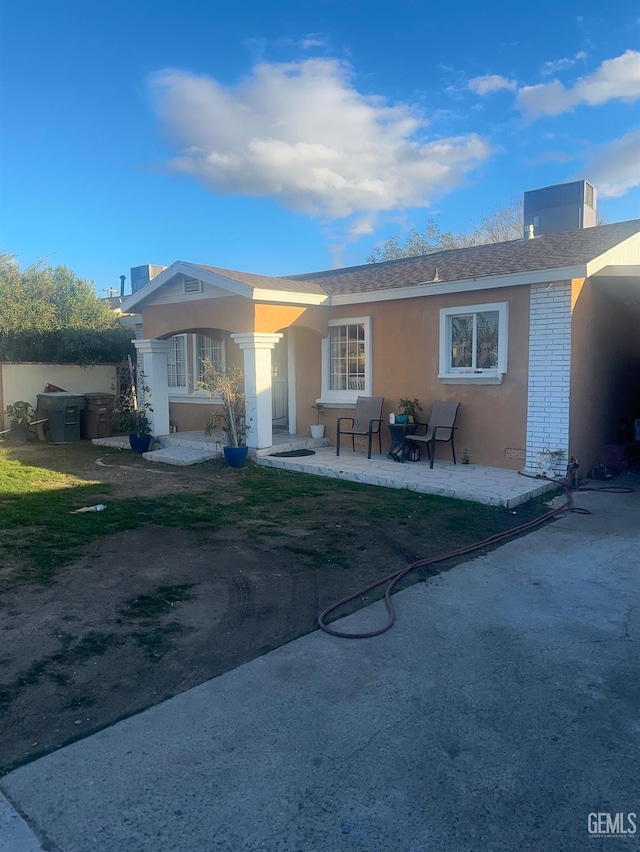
xmin=2 ymin=479 xmax=638 ymax=851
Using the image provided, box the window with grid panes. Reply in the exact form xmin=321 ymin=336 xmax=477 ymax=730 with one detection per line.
xmin=167 ymin=335 xmax=187 ymax=389
xmin=196 ymin=334 xmax=225 ymax=384
xmin=320 ymin=317 xmax=372 ymax=403
xmin=329 ymin=322 xmax=366 ymax=391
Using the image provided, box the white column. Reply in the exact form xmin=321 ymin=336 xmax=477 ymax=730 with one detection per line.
xmin=231 ymin=332 xmax=283 ymax=449
xmin=524 ymin=282 xmax=572 ymax=474
xmin=133 ymin=339 xmax=173 ymax=437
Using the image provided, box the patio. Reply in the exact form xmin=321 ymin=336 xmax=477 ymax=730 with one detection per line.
xmin=93 ymin=432 xmax=555 ymax=508
xmin=257 ymin=445 xmax=555 ymax=508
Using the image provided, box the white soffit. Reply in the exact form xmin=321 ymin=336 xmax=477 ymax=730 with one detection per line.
xmin=328 ymin=264 xmax=589 ymax=306
xmin=120 ymin=261 xmax=326 ymax=309
xmin=586 ymin=234 xmax=640 ymax=277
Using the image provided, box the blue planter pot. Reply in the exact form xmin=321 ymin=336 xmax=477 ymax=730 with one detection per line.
xmin=223 ymin=446 xmax=249 ymax=468
xmin=129 ymin=434 xmax=152 ymax=454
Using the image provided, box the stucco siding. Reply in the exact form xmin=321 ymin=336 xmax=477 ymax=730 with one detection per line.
xmin=292 ymin=326 xmax=324 ymax=437
xmin=294 ymin=285 xmax=530 ymax=467
xmin=143 ymin=296 xmax=256 ymax=339
xmin=137 ymin=281 xmax=532 ymax=467
xmin=168 ymin=401 xmax=215 ymax=433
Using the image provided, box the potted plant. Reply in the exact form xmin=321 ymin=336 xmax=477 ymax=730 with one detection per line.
xmin=397 ymin=398 xmax=422 ymax=427
xmin=128 ymin=409 xmax=153 ymax=454
xmin=200 ymin=363 xmax=249 ymax=468
xmin=112 ymin=374 xmax=154 ymax=453
xmin=4 ymin=401 xmax=34 ymax=443
xmin=310 ymin=403 xmax=325 ymax=438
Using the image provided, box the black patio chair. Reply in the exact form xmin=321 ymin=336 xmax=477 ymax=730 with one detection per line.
xmin=336 ymin=396 xmax=385 ymax=459
xmin=404 ymin=401 xmax=460 ymax=469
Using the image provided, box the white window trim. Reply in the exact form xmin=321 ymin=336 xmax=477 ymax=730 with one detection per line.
xmin=167 ymin=334 xmax=188 ymax=393
xmin=169 ymin=394 xmax=222 ymax=405
xmin=438 ymin=302 xmax=508 ymax=385
xmin=190 ymin=333 xmax=227 ymax=397
xmin=319 ymin=316 xmax=372 ymax=404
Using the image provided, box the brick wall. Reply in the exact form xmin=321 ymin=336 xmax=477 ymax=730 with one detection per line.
xmin=525 ymin=281 xmax=572 ymax=473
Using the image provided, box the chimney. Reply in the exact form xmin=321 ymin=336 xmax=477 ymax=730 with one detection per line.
xmin=525 ymin=224 xmax=535 ymax=240
xmin=524 ymin=180 xmax=597 ymax=237
xmin=119 ymin=274 xmax=126 ymax=297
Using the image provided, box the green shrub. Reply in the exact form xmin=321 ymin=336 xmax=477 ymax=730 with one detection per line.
xmin=0 ymin=328 xmax=135 ymax=365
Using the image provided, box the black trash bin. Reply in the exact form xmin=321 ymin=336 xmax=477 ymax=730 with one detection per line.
xmin=81 ymin=393 xmax=115 ymax=439
xmin=37 ymin=393 xmax=85 ymax=443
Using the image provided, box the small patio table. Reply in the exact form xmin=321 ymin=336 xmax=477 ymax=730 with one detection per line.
xmin=387 ymin=422 xmax=416 ymax=462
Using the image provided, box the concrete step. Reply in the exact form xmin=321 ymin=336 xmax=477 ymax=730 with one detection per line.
xmin=142 ymin=446 xmax=219 ymax=466
xmin=157 ymin=432 xmax=222 ymax=452
xmin=91 ymin=436 xmax=132 ymax=449
xmin=92 ymin=431 xmax=329 ymax=466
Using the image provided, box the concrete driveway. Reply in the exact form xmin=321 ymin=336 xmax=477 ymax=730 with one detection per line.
xmin=2 ymin=479 xmax=638 ymax=851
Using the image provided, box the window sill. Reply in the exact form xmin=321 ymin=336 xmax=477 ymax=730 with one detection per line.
xmin=169 ymin=394 xmax=222 ymax=404
xmin=315 ymin=398 xmax=358 ymax=408
xmin=438 ymin=373 xmax=504 ymax=385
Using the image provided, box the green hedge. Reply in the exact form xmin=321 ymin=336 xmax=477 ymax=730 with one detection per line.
xmin=0 ymin=328 xmax=136 ymax=365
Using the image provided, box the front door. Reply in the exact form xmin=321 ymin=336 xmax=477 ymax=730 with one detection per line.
xmin=272 ymin=334 xmax=288 ymax=429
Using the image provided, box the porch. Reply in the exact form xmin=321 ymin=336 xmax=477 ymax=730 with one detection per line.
xmin=93 ymin=432 xmax=555 ymax=508
xmin=256 ymin=445 xmax=554 ymax=509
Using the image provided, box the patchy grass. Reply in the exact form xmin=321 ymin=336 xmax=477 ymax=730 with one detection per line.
xmin=0 ymin=457 xmax=101 ymax=496
xmin=0 ymin=444 xmax=549 ymax=590
xmin=0 ymin=440 xmax=557 ymax=774
xmin=130 ymin=623 xmax=189 ymax=659
xmin=118 ymin=585 xmax=195 ymax=658
xmin=122 ymin=585 xmax=196 ymax=619
xmin=0 ymin=630 xmax=125 ymax=712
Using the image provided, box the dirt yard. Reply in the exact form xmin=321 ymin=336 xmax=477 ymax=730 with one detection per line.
xmin=0 ymin=442 xmax=550 ymax=774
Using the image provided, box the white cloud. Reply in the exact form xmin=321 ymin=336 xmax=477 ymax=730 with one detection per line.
xmin=540 ymin=51 xmax=587 ymax=76
xmin=518 ymin=49 xmax=640 ymax=117
xmin=584 ymin=129 xmax=640 ymax=197
xmin=540 ymin=57 xmax=574 ymax=76
xmin=347 ymin=216 xmax=377 ymax=237
xmin=299 ymin=34 xmax=328 ymax=50
xmin=467 ymin=74 xmax=517 ymax=95
xmin=148 ymin=59 xmax=491 ymax=220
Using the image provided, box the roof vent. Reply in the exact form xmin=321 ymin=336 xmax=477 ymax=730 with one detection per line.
xmin=183 ymin=276 xmax=203 ymax=294
xmin=525 ymin=224 xmax=535 ymax=240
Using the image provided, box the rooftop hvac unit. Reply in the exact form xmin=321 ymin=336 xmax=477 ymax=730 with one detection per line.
xmin=129 ymin=264 xmax=166 ymax=294
xmin=524 ymin=180 xmax=597 ymax=237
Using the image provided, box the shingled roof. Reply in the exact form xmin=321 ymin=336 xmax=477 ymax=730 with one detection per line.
xmin=286 ymin=219 xmax=640 ymax=296
xmin=125 ymin=219 xmax=640 ymax=312
xmin=191 ymin=264 xmax=326 ymax=296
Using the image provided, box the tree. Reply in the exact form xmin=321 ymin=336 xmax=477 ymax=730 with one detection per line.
xmin=0 ymin=251 xmax=135 ymax=364
xmin=365 ymin=199 xmax=525 ymax=263
xmin=0 ymin=252 xmax=117 ymax=335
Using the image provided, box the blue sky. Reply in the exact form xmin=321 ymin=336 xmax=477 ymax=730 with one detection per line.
xmin=1 ymin=0 xmax=639 ymax=294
